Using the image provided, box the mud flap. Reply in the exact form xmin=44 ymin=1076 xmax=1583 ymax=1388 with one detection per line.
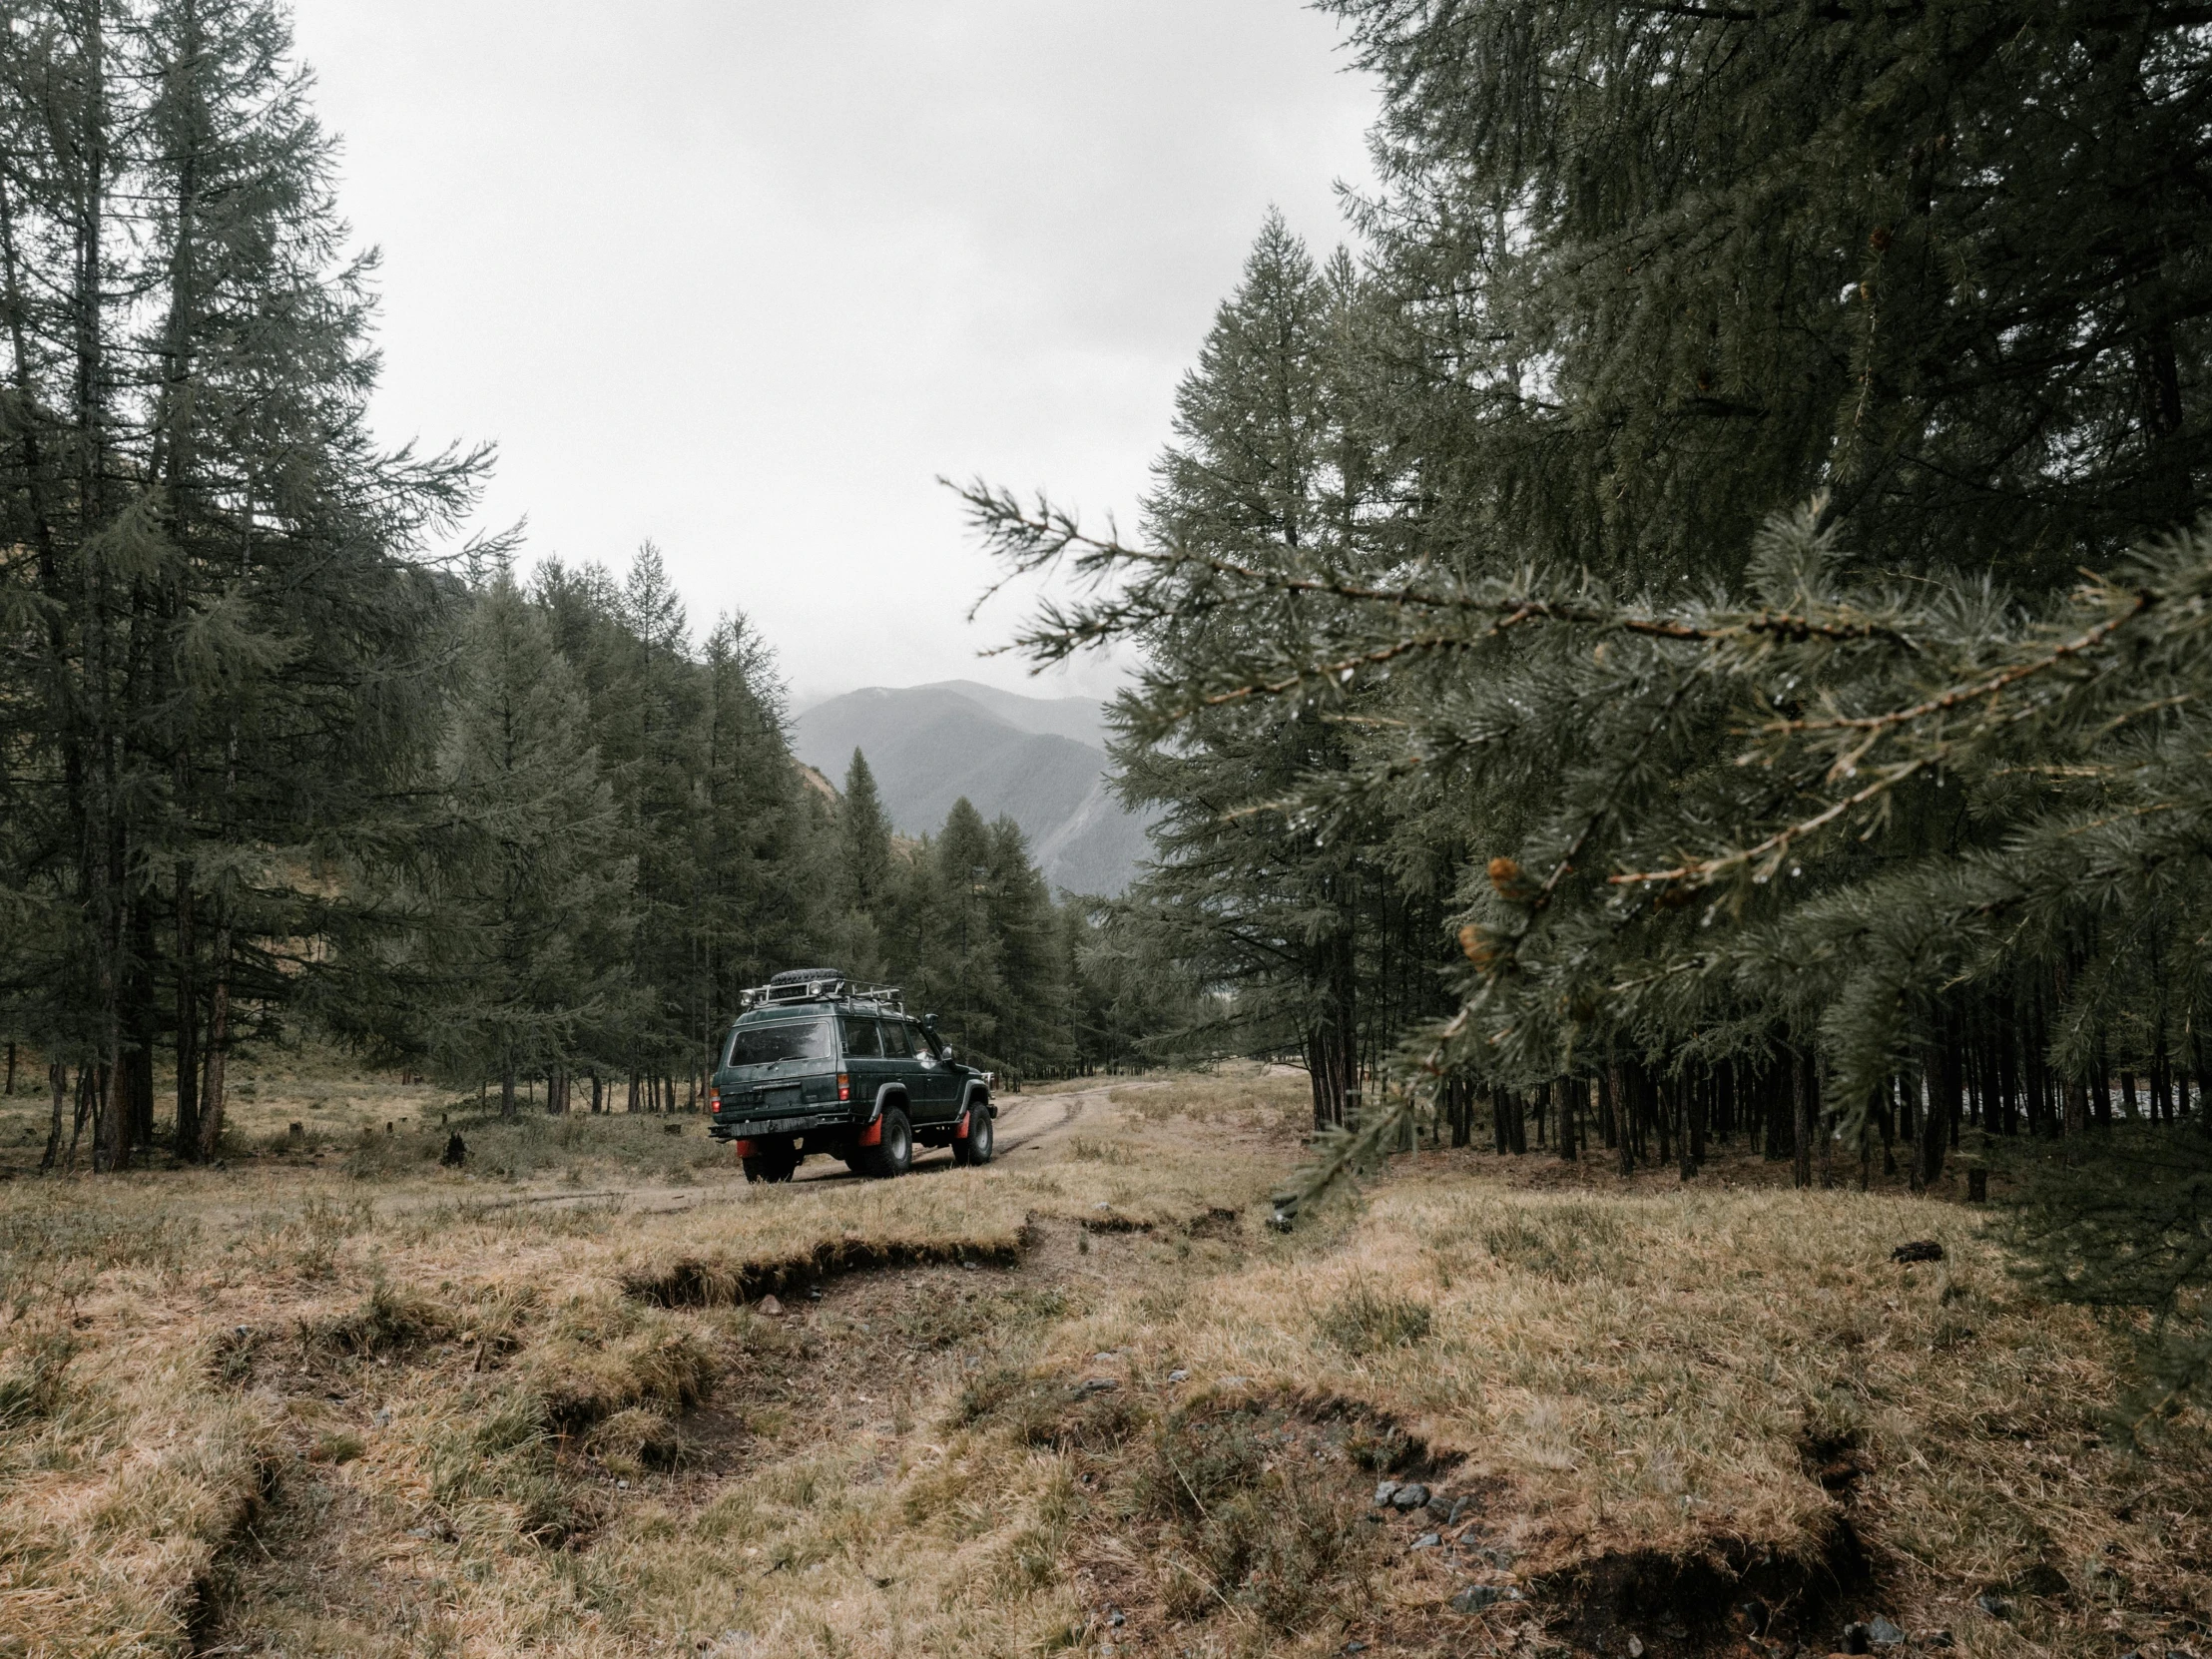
xmin=952 ymin=1109 xmax=970 ymax=1140
xmin=732 ymin=1139 xmax=756 ymax=1158
xmin=855 ymin=1118 xmax=883 ymax=1148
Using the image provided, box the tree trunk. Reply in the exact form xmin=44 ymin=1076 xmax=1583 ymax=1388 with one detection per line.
xmin=41 ymin=1062 xmax=67 ymax=1170
xmin=1919 ymin=1065 xmax=1950 ymax=1190
xmin=1791 ymin=1047 xmax=1816 ymax=1190
xmin=174 ymin=865 xmax=199 ymax=1157
xmin=501 ymin=1057 xmax=517 ymax=1120
xmin=197 ymin=939 xmax=230 ymax=1162
xmin=1615 ymin=1062 xmax=1638 ymax=1178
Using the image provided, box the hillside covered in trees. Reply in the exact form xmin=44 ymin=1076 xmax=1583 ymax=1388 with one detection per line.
xmin=0 ymin=0 xmax=1185 ymax=1173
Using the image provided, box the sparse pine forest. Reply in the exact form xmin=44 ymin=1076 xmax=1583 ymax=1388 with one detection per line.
xmin=0 ymin=0 xmax=1168 ymax=1164
xmin=967 ymin=0 xmax=2212 ymax=1433
xmin=2 ymin=2 xmax=2212 ymax=1657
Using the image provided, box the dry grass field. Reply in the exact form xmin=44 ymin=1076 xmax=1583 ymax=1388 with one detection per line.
xmin=0 ymin=1055 xmax=2206 ymax=1658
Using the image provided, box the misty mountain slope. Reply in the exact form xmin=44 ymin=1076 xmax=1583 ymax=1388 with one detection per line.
xmin=792 ymin=684 xmax=1152 ymax=895
xmin=920 ymin=678 xmax=1108 ymax=748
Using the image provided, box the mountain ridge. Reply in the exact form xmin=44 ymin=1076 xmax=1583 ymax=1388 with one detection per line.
xmin=791 ymin=681 xmax=1149 ymax=895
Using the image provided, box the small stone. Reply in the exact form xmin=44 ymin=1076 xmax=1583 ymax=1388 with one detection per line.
xmin=1446 ymin=1495 xmax=1474 ymax=1524
xmin=806 ymin=1287 xmax=823 ymax=1300
xmin=1450 ymin=1585 xmax=1505 ymax=1613
xmin=1105 ymin=1607 xmax=1125 ymax=1627
xmin=1167 ymin=1369 xmax=1190 ymax=1383
xmin=1864 ymin=1615 xmax=1906 ymax=1646
xmin=1373 ymin=1480 xmax=1401 ymax=1506
xmin=1217 ymin=1375 xmax=1249 ymax=1387
xmin=1075 ymin=1378 xmax=1120 ymax=1397
xmin=1410 ymin=1532 xmax=1441 ymax=1550
xmin=1918 ymin=1634 xmax=1952 ymax=1650
xmin=1840 ymin=1624 xmax=1872 ymax=1655
xmin=373 ymin=1408 xmax=392 ymax=1427
xmin=1345 ymin=1645 xmax=1368 ymax=1655
xmin=1094 ymin=1201 xmax=1111 ymax=1210
xmin=615 ymin=1479 xmax=630 ymax=1490
xmin=758 ymin=1295 xmax=784 ymax=1317
xmin=1390 ymin=1482 xmax=1430 ymax=1510
xmin=1627 ymin=1638 xmax=1646 ymax=1659
xmin=1094 ymin=1352 xmax=1116 ymax=1363
xmin=1974 ymin=1593 xmax=2014 ymax=1620
xmin=405 ymin=1526 xmax=432 ymax=1539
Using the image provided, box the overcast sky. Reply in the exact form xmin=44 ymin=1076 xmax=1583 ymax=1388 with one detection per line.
xmin=282 ymin=2 xmax=1378 ymax=708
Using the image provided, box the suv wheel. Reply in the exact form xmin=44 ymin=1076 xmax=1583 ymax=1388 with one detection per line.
xmin=953 ymin=1101 xmax=994 ymax=1166
xmin=855 ymin=1106 xmax=912 ymax=1179
xmin=743 ymin=1140 xmax=801 ymax=1184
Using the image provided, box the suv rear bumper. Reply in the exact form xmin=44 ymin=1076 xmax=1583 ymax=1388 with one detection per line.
xmin=709 ymin=1108 xmax=857 ymax=1143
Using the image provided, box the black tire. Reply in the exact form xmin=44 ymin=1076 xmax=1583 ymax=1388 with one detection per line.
xmin=743 ymin=1141 xmax=800 ymax=1184
xmin=953 ymin=1099 xmax=995 ymax=1166
xmin=854 ymin=1106 xmax=912 ymax=1179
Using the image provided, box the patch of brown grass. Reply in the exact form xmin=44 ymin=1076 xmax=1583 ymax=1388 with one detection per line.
xmin=2 ymin=1065 xmax=2207 ymax=1659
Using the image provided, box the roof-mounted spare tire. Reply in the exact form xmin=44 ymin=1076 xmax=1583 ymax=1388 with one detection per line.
xmin=769 ymin=967 xmax=845 ymax=985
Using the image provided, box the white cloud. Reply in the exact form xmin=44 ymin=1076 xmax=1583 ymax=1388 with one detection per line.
xmin=285 ymin=0 xmax=1376 ymax=705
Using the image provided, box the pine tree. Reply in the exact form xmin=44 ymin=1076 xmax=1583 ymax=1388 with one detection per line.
xmin=838 ymin=750 xmax=895 ymax=914
xmin=424 ymin=573 xmax=633 ymax=1116
xmin=964 ymin=0 xmax=2212 ymax=1413
xmin=0 ymin=0 xmax=481 ymax=1167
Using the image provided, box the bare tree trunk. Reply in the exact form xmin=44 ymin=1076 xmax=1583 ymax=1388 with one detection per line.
xmin=196 ymin=932 xmax=231 ymax=1162
xmin=1923 ymin=1033 xmax=1958 ymax=1188
xmin=68 ymin=1064 xmax=95 ymax=1171
xmin=1792 ymin=1047 xmax=1816 ymax=1190
xmin=41 ymin=1063 xmax=67 ymax=1170
xmin=1611 ymin=1065 xmax=1633 ymax=1177
xmin=174 ymin=864 xmax=199 ymax=1156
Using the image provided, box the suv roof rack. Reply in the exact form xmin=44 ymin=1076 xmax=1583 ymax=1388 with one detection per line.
xmin=739 ymin=971 xmax=905 ymax=1014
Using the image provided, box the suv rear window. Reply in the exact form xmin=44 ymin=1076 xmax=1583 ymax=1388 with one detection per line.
xmin=727 ymin=1018 xmax=833 ymax=1067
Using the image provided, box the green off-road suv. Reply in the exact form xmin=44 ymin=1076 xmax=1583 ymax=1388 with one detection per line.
xmin=707 ymin=969 xmax=995 ymax=1183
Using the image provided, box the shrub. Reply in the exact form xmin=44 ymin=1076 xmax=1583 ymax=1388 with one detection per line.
xmin=1316 ymin=1280 xmax=1433 ymax=1355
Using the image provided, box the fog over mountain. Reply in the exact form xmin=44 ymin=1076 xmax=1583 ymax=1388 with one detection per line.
xmin=792 ymin=681 xmax=1151 ymax=896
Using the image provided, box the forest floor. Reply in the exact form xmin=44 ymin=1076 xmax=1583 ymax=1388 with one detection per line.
xmin=0 ymin=1059 xmax=2206 ymax=1659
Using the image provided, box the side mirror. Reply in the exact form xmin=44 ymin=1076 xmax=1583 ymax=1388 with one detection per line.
xmin=922 ymin=1014 xmax=939 ymax=1034
xmin=943 ymin=1046 xmax=957 ymax=1063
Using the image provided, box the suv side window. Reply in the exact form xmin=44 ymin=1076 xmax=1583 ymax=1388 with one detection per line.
xmin=880 ymin=1020 xmax=913 ymax=1058
xmin=839 ymin=1015 xmax=882 ymax=1059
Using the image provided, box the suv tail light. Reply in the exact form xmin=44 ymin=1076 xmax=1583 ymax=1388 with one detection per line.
xmin=708 ymin=1088 xmax=721 ymax=1112
xmin=837 ymin=1072 xmax=850 ymax=1102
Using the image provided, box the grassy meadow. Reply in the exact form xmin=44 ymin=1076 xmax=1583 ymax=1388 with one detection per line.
xmin=0 ymin=1055 xmax=2204 ymax=1658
